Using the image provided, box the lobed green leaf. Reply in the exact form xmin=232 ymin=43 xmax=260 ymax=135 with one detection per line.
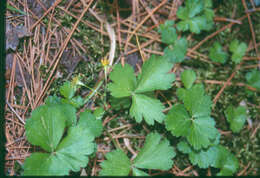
xmin=108 ymin=63 xmax=136 ymax=98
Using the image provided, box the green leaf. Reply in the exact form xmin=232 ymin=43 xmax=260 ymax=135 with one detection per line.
xmin=209 ymin=42 xmax=228 ymax=64
xmin=164 ymin=38 xmax=188 ymax=63
xmin=229 ymin=39 xmax=247 ymax=64
xmin=93 ymin=107 xmax=105 ymax=120
xmin=23 ymin=153 xmax=67 ymax=176
xmin=158 ymin=20 xmax=177 ymax=45
xmin=130 ymin=94 xmax=165 ymax=125
xmin=135 ymin=55 xmax=175 ymax=93
xmin=176 ymin=0 xmax=214 ymax=34
xmin=177 ymin=0 xmax=204 ymax=19
xmin=212 ymin=145 xmax=239 ymax=176
xmin=177 ymin=142 xmax=238 ymax=173
xmin=188 ymin=116 xmax=218 ymax=150
xmin=132 ymin=168 xmax=149 ymax=176
xmin=246 ymin=70 xmax=260 ymax=90
xmin=99 ymin=149 xmax=131 ymax=176
xmin=60 ymin=81 xmax=76 ymax=99
xmin=78 ymin=110 xmax=103 ymax=137
xmin=25 ymin=104 xmax=67 ymax=152
xmin=178 ymin=84 xmax=212 ymax=117
xmin=108 ymin=63 xmax=136 ymax=98
xmin=24 ymin=125 xmax=95 ymax=175
xmin=57 ymin=104 xmax=77 ymax=127
xmin=61 ymin=96 xmax=84 ymax=109
xmin=189 ymin=146 xmax=218 ymax=168
xmin=165 ymin=103 xmax=218 ymax=150
xmin=45 ymin=95 xmax=61 ymax=105
xmin=177 ymin=141 xmax=192 ymax=154
xmin=165 ymin=104 xmax=191 ymax=137
xmin=54 ymin=126 xmax=95 ymax=172
xmin=225 ymin=105 xmax=247 ymax=133
xmin=181 ymin=69 xmax=196 ymax=89
xmin=133 ymin=132 xmax=176 ymax=170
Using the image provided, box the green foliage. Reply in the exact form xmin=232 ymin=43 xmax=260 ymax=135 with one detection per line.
xmin=25 ymin=104 xmax=76 ymax=152
xmin=163 ymin=38 xmax=188 ymax=63
xmin=99 ymin=149 xmax=131 ymax=176
xmin=177 ymin=141 xmax=239 ymax=175
xmin=100 ymin=132 xmax=175 ymax=176
xmin=59 ymin=76 xmax=85 ymax=108
xmin=176 ymin=0 xmax=214 ymax=34
xmin=166 ymin=72 xmax=219 ymax=150
xmin=108 ymin=55 xmax=175 ymax=125
xmin=246 ymin=70 xmax=260 ymax=90
xmin=24 ymin=79 xmax=102 ymax=176
xmin=78 ymin=110 xmax=103 ymax=137
xmin=158 ymin=20 xmax=177 ymax=45
xmin=24 ymin=108 xmax=98 ymax=175
xmin=229 ymin=39 xmax=247 ymax=64
xmin=209 ymin=42 xmax=228 ymax=63
xmin=225 ymin=105 xmax=247 ymax=133
xmin=158 ymin=20 xmax=188 ymax=63
xmin=108 ymin=63 xmax=136 ymax=97
xmin=133 ymin=132 xmax=176 ymax=170
xmin=180 ymin=69 xmax=196 ymax=89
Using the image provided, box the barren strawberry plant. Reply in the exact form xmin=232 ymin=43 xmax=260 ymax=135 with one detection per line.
xmin=4 ymin=0 xmax=260 ymax=176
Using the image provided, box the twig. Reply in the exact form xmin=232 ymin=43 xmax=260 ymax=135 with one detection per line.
xmin=6 ymin=101 xmax=25 ymax=125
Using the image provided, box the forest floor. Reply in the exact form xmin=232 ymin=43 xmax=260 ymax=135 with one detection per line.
xmin=5 ymin=0 xmax=260 ymax=176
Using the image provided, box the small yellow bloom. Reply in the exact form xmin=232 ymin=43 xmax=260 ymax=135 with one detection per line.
xmin=101 ymin=57 xmax=109 ymax=67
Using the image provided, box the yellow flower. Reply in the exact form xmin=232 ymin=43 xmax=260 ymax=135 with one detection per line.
xmin=101 ymin=57 xmax=109 ymax=67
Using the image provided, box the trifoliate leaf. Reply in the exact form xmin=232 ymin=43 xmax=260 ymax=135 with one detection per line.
xmin=135 ymin=55 xmax=175 ymax=93
xmin=229 ymin=39 xmax=247 ymax=64
xmin=177 ymin=141 xmax=192 ymax=154
xmin=158 ymin=20 xmax=177 ymax=45
xmin=24 ymin=125 xmax=95 ymax=175
xmin=130 ymin=94 xmax=165 ymax=125
xmin=78 ymin=110 xmax=103 ymax=137
xmin=181 ymin=69 xmax=196 ymax=89
xmin=246 ymin=69 xmax=260 ymax=90
xmin=133 ymin=132 xmax=176 ymax=170
xmin=225 ymin=105 xmax=247 ymax=133
xmin=176 ymin=0 xmax=214 ymax=34
xmin=132 ymin=168 xmax=149 ymax=176
xmin=108 ymin=63 xmax=136 ymax=98
xmin=165 ymin=104 xmax=218 ymax=150
xmin=25 ymin=104 xmax=67 ymax=152
xmin=177 ymin=0 xmax=204 ymax=19
xmin=164 ymin=38 xmax=188 ymax=63
xmin=209 ymin=42 xmax=228 ymax=64
xmin=99 ymin=149 xmax=131 ymax=176
xmin=60 ymin=81 xmax=76 ymax=99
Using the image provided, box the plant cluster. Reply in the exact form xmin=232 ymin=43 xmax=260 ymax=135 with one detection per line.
xmin=23 ymin=0 xmax=260 ymax=176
